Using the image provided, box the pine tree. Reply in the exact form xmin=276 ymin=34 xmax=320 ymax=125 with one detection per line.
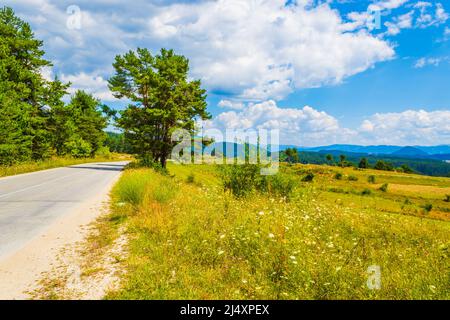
xmin=0 ymin=7 xmax=68 ymax=163
xmin=109 ymin=48 xmax=210 ymax=167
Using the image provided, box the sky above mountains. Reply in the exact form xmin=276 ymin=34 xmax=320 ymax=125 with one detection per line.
xmin=6 ymin=0 xmax=450 ymax=146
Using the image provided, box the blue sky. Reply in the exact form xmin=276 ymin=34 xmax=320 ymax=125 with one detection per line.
xmin=6 ymin=0 xmax=450 ymax=146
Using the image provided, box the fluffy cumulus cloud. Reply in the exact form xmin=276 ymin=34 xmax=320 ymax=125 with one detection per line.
xmin=359 ymin=109 xmax=450 ymax=145
xmin=203 ymin=100 xmax=355 ymax=146
xmin=5 ymin=0 xmax=395 ymax=101
xmin=147 ymin=0 xmax=395 ymax=100
xmin=204 ymin=101 xmax=450 ymax=146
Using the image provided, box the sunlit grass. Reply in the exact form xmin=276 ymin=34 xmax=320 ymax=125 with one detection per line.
xmin=106 ymin=163 xmax=450 ymax=300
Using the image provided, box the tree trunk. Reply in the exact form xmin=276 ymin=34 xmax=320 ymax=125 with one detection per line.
xmin=160 ymin=155 xmax=167 ymax=168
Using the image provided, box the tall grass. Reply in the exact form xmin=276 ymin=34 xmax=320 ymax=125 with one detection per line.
xmin=106 ymin=164 xmax=450 ymax=300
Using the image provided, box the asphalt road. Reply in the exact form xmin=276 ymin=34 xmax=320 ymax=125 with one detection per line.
xmin=0 ymin=162 xmax=128 ymax=259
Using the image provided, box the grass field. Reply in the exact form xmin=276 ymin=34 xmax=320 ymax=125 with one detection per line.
xmin=105 ymin=162 xmax=450 ymax=300
xmin=0 ymin=154 xmax=132 ymax=178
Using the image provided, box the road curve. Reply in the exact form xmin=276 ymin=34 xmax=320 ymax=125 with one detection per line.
xmin=0 ymin=162 xmax=128 ymax=260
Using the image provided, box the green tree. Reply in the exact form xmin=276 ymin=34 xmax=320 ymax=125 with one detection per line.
xmin=339 ymin=154 xmax=346 ymax=167
xmin=284 ymin=148 xmax=299 ymax=164
xmin=109 ymin=48 xmax=210 ymax=167
xmin=374 ymin=160 xmax=386 ymax=170
xmin=0 ymin=7 xmax=68 ymax=163
xmin=50 ymin=90 xmax=108 ymax=157
xmin=326 ymin=154 xmax=333 ymax=165
xmin=359 ymin=157 xmax=369 ymax=169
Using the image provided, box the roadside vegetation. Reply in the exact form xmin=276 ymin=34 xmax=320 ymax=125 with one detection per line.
xmin=104 ymin=162 xmax=449 ymax=300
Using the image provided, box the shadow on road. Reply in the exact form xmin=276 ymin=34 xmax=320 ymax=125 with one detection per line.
xmin=68 ymin=165 xmax=125 ymax=172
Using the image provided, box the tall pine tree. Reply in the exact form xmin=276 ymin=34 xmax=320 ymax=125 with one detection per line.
xmin=0 ymin=6 xmax=68 ymax=164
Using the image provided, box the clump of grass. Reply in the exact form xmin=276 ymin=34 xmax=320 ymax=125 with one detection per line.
xmin=361 ymin=188 xmax=372 ymax=196
xmin=113 ymin=169 xmax=153 ymax=206
xmin=152 ymin=180 xmax=178 ymax=204
xmin=334 ymin=172 xmax=343 ymax=180
xmin=444 ymin=194 xmax=450 ymax=202
xmin=367 ymin=175 xmax=376 ymax=184
xmin=187 ymin=173 xmax=195 ymax=184
xmin=348 ymin=175 xmax=358 ymax=181
xmin=379 ymin=183 xmax=389 ymax=192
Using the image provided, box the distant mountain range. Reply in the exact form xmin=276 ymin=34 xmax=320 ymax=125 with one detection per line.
xmin=280 ymin=144 xmax=450 ymax=161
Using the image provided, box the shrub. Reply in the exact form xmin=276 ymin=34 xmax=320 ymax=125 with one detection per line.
xmin=379 ymin=183 xmax=389 ymax=192
xmin=301 ymin=172 xmax=315 ymax=182
xmin=95 ymin=146 xmax=111 ymax=159
xmin=422 ymin=203 xmax=433 ymax=213
xmin=266 ymin=174 xmax=297 ymax=199
xmin=444 ymin=195 xmax=450 ymax=202
xmin=334 ymin=172 xmax=343 ymax=180
xmin=368 ymin=175 xmax=376 ymax=184
xmin=361 ymin=188 xmax=372 ymax=196
xmin=220 ymin=164 xmax=296 ymax=199
xmin=220 ymin=164 xmax=262 ymax=198
xmin=348 ymin=175 xmax=358 ymax=181
xmin=187 ymin=173 xmax=195 ymax=184
xmin=63 ymin=137 xmax=92 ymax=158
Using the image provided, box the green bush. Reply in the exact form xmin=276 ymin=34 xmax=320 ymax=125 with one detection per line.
xmin=367 ymin=175 xmax=376 ymax=184
xmin=334 ymin=172 xmax=343 ymax=180
xmin=220 ymin=165 xmax=296 ymax=199
xmin=422 ymin=203 xmax=433 ymax=213
xmin=301 ymin=172 xmax=315 ymax=182
xmin=95 ymin=146 xmax=112 ymax=159
xmin=187 ymin=173 xmax=195 ymax=184
xmin=361 ymin=188 xmax=372 ymax=196
xmin=220 ymin=164 xmax=262 ymax=198
xmin=266 ymin=174 xmax=297 ymax=199
xmin=379 ymin=183 xmax=389 ymax=192
xmin=63 ymin=137 xmax=92 ymax=158
xmin=444 ymin=195 xmax=450 ymax=202
xmin=348 ymin=175 xmax=358 ymax=181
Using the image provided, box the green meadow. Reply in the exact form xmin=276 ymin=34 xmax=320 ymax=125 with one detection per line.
xmin=104 ymin=162 xmax=450 ymax=300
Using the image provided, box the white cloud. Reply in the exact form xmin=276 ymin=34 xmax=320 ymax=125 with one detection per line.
xmin=147 ymin=0 xmax=395 ymax=100
xmin=60 ymin=72 xmax=116 ymax=101
xmin=369 ymin=0 xmax=409 ymax=11
xmin=218 ymin=100 xmax=245 ymax=110
xmin=203 ymin=100 xmax=355 ymax=146
xmin=205 ymin=101 xmax=450 ymax=146
xmin=359 ymin=110 xmax=450 ymax=145
xmin=5 ymin=0 xmax=395 ymax=102
xmin=414 ymin=56 xmax=448 ymax=68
